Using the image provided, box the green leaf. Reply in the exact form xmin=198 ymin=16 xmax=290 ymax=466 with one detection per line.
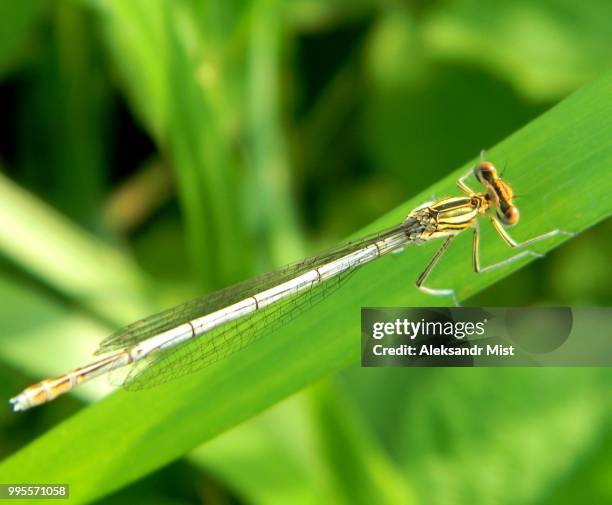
xmin=0 ymin=275 xmax=109 ymax=394
xmin=1 ymin=70 xmax=612 ymax=504
xmin=87 ymin=0 xmax=168 ymax=140
xmin=89 ymin=0 xmax=257 ymax=287
xmin=286 ymin=0 xmax=378 ymax=31
xmin=191 ymin=394 xmax=333 ymax=505
xmin=308 ymin=384 xmax=414 ymax=505
xmin=194 ymin=387 xmax=414 ymax=505
xmin=19 ymin=2 xmax=111 ymax=227
xmin=540 ymin=412 xmax=612 ymax=504
xmin=396 ymin=368 xmax=611 ymax=505
xmin=162 ymin=2 xmax=248 ymax=287
xmin=246 ymin=0 xmax=304 ymax=266
xmin=422 ymin=0 xmax=612 ymax=100
xmin=337 ymin=366 xmax=612 ymax=505
xmin=0 ymin=0 xmax=45 ymax=77
xmin=0 ymin=169 xmax=149 ymax=324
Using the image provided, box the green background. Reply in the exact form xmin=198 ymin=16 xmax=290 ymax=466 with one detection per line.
xmin=0 ymin=0 xmax=611 ymax=504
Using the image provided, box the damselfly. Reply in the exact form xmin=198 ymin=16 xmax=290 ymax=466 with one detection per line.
xmin=9 ymin=156 xmax=571 ymax=411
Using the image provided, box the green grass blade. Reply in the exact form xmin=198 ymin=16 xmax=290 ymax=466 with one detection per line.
xmin=89 ymin=0 xmax=168 ymax=140
xmin=246 ymin=0 xmax=304 ymax=266
xmin=0 ymin=170 xmax=149 ymax=324
xmin=163 ymin=4 xmax=248 ymax=288
xmin=0 ymin=0 xmax=44 ymax=77
xmin=1 ymin=70 xmax=612 ymax=503
xmin=395 ymin=368 xmax=611 ymax=505
xmin=422 ymin=0 xmax=612 ymax=100
xmin=309 ymin=385 xmax=414 ymax=505
xmin=191 ymin=394 xmax=333 ymax=505
xmin=194 ymin=386 xmax=414 ymax=505
xmin=335 ymin=365 xmax=612 ymax=505
xmin=91 ymin=0 xmax=254 ymax=287
xmin=18 ymin=2 xmax=110 ymax=228
xmin=0 ymin=275 xmax=111 ymax=402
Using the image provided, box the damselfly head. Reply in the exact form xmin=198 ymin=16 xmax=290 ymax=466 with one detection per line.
xmin=474 ymin=161 xmax=520 ymax=226
xmin=473 ymin=161 xmax=498 ymax=185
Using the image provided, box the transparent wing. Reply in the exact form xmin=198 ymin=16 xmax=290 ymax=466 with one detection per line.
xmin=96 ymin=221 xmax=417 ymax=357
xmin=120 ymin=264 xmax=356 ymax=390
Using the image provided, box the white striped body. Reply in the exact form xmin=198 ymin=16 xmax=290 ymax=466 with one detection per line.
xmin=9 ymin=228 xmax=411 ymax=411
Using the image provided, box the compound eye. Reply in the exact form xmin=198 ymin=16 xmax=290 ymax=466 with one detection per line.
xmin=499 ymin=205 xmax=520 ymax=225
xmin=474 ymin=161 xmax=497 ymax=184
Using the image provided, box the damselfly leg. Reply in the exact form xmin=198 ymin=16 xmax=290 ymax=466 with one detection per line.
xmin=416 ymin=236 xmax=459 ymax=305
xmin=456 ymin=167 xmax=476 ymax=196
xmin=415 ymin=158 xmax=573 ymax=305
xmin=472 ymin=218 xmax=574 ymax=274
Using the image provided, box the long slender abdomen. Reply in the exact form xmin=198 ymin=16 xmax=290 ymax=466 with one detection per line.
xmin=9 ymin=352 xmax=130 ymax=411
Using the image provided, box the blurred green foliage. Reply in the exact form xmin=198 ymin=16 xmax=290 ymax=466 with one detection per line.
xmin=0 ymin=0 xmax=611 ymax=504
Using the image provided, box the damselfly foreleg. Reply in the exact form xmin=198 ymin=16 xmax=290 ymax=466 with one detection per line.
xmin=456 ymin=169 xmax=476 ymax=196
xmin=473 ymin=217 xmax=574 ymax=274
xmin=456 ymin=150 xmax=487 ymax=195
